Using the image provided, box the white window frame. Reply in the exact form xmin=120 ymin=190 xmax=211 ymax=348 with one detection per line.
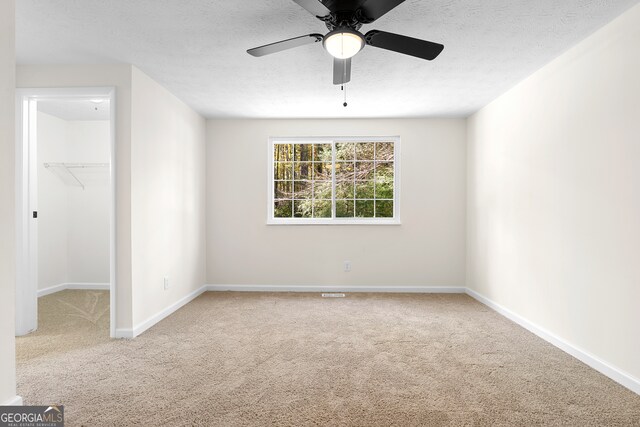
xmin=267 ymin=136 xmax=401 ymax=225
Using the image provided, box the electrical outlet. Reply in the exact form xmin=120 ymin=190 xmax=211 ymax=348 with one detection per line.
xmin=163 ymin=277 xmax=170 ymax=290
xmin=344 ymin=261 xmax=351 ymax=272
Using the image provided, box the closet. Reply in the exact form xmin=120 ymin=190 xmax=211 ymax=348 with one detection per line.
xmin=37 ymin=99 xmax=110 ymax=295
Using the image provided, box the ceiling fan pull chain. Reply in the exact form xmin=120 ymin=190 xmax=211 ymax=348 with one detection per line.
xmin=343 ymin=84 xmax=348 ymax=107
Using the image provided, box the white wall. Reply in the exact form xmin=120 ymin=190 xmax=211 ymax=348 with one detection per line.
xmin=37 ymin=112 xmax=69 ymax=289
xmin=66 ymin=120 xmax=110 ymax=284
xmin=130 ymin=67 xmax=207 ymax=327
xmin=37 ymin=112 xmax=110 ymax=290
xmin=206 ymin=119 xmax=466 ymax=287
xmin=467 ymin=2 xmax=640 ymax=385
xmin=0 ymin=0 xmax=17 ymax=405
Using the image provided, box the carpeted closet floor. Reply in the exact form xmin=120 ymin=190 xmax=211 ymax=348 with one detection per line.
xmin=16 ymin=290 xmax=640 ymax=426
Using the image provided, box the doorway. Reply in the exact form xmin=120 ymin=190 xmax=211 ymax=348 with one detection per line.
xmin=15 ymin=87 xmax=117 ymax=338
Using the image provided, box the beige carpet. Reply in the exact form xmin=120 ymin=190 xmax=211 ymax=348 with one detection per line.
xmin=16 ymin=290 xmax=110 ymax=364
xmin=16 ymin=291 xmax=640 ymax=426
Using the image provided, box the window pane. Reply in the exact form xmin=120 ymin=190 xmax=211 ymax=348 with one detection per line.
xmin=336 ymin=181 xmax=354 ymax=199
xmin=274 ymin=144 xmax=293 ymax=162
xmin=274 ymin=162 xmax=292 ymax=181
xmin=313 ymin=162 xmax=332 ymax=180
xmin=293 ymin=181 xmax=312 ymax=199
xmin=313 ymin=200 xmax=331 ymax=218
xmin=355 ymin=161 xmax=374 ymax=180
xmin=375 ymin=161 xmax=394 ymax=199
xmin=294 ymin=144 xmax=312 ymax=161
xmin=313 ymin=144 xmax=332 ymax=162
xmin=293 ymin=162 xmax=313 ymax=180
xmin=355 ymin=181 xmax=374 ymax=199
xmin=274 ymin=200 xmax=292 ymax=218
xmin=375 ymin=179 xmax=393 ymax=199
xmin=335 ymin=161 xmax=354 ymax=180
xmin=274 ymin=181 xmax=292 ymax=199
xmin=356 ymin=200 xmax=375 ymax=217
xmin=335 ymin=143 xmax=355 ymax=161
xmin=336 ymin=200 xmax=354 ymax=217
xmin=376 ymin=200 xmax=393 ymax=218
xmin=376 ymin=142 xmax=394 ymax=161
xmin=355 ymin=142 xmax=375 ymax=160
xmin=313 ymin=181 xmax=332 ymax=200
xmin=375 ymin=161 xmax=394 ymax=176
xmin=294 ymin=200 xmax=312 ymax=218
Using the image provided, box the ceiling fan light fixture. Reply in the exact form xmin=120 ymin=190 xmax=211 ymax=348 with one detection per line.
xmin=323 ymin=28 xmax=364 ymax=59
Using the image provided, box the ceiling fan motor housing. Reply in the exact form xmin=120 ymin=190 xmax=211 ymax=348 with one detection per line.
xmin=321 ymin=10 xmax=365 ymax=31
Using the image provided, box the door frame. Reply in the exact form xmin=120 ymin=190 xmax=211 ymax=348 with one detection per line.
xmin=15 ymin=87 xmax=118 ymax=338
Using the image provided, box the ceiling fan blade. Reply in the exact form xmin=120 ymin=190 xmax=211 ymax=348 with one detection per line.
xmin=291 ymin=0 xmax=331 ymax=17
xmin=358 ymin=0 xmax=405 ymax=22
xmin=364 ymin=30 xmax=444 ymax=60
xmin=333 ymin=58 xmax=352 ymax=85
xmin=247 ymin=34 xmax=323 ymax=57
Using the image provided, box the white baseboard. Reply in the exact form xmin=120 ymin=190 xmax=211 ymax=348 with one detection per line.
xmin=206 ymin=284 xmax=466 ymax=293
xmin=38 ymin=282 xmax=109 ymax=297
xmin=465 ymin=288 xmax=640 ymax=396
xmin=2 ymin=395 xmax=23 ymax=406
xmin=116 ymin=285 xmax=208 ymax=339
xmin=114 ymin=328 xmax=134 ymax=339
xmin=65 ymin=283 xmax=110 ymax=291
xmin=37 ymin=283 xmax=67 ymax=297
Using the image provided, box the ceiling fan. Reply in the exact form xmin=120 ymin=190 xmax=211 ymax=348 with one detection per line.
xmin=247 ymin=0 xmax=444 ymax=85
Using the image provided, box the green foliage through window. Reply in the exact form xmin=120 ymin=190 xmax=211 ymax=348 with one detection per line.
xmin=273 ymin=140 xmax=396 ymax=220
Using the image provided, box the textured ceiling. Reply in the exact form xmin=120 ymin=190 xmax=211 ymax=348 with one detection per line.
xmin=16 ymin=0 xmax=640 ymax=118
xmin=38 ymin=99 xmax=111 ymax=121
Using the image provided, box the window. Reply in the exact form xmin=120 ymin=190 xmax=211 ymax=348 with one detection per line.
xmin=268 ymin=137 xmax=400 ymax=224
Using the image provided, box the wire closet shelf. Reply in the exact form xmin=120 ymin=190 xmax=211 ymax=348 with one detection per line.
xmin=43 ymin=162 xmax=110 ymax=190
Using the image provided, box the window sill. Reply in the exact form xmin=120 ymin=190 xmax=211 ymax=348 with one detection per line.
xmin=266 ymin=218 xmax=401 ymax=226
